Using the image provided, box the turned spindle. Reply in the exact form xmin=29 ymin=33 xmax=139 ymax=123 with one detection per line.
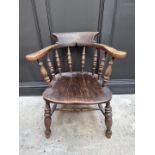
xmin=38 ymin=61 xmax=51 ymax=87
xmin=67 ymin=47 xmax=72 ymax=72
xmin=81 ymin=46 xmax=86 ymax=72
xmin=98 ymin=55 xmax=106 ymax=80
xmin=103 ymin=57 xmax=115 ymax=86
xmin=92 ymin=48 xmax=98 ymax=76
xmin=55 ymin=50 xmax=61 ymax=75
xmin=47 ymin=55 xmax=55 ymax=80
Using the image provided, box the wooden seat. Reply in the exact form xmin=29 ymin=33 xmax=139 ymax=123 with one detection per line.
xmin=25 ymin=32 xmax=127 ymax=139
xmin=43 ymin=72 xmax=112 ymax=104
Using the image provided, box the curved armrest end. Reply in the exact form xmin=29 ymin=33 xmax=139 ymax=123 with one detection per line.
xmin=77 ymin=42 xmax=127 ymax=59
xmin=25 ymin=44 xmax=59 ymax=61
xmin=102 ymin=44 xmax=127 ymax=59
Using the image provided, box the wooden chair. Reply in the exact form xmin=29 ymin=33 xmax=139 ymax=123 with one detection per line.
xmin=25 ymin=32 xmax=127 ymax=139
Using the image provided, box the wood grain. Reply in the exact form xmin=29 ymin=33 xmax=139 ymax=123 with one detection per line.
xmin=43 ymin=72 xmax=112 ymax=104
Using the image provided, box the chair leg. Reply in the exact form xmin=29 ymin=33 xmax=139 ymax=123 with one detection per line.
xmin=44 ymin=101 xmax=51 ymax=138
xmin=105 ymin=101 xmax=112 ymax=138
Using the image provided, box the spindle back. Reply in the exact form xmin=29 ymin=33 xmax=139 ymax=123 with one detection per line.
xmin=26 ymin=32 xmax=127 ymax=87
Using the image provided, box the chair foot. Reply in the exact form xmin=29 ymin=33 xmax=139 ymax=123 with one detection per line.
xmin=44 ymin=101 xmax=51 ymax=138
xmin=105 ymin=130 xmax=112 ymax=138
xmin=105 ymin=102 xmax=112 ymax=139
xmin=44 ymin=129 xmax=51 ymax=138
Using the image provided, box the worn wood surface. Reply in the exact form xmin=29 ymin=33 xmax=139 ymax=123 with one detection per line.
xmin=43 ymin=72 xmax=112 ymax=104
xmin=53 ymin=32 xmax=99 ymax=44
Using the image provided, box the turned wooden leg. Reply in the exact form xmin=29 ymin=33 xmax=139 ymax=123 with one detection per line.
xmin=44 ymin=101 xmax=51 ymax=138
xmin=105 ymin=102 xmax=112 ymax=138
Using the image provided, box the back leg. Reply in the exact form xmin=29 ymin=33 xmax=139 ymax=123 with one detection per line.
xmin=105 ymin=101 xmax=112 ymax=138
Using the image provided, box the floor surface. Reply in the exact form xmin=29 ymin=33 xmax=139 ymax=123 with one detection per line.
xmin=19 ymin=95 xmax=135 ymax=155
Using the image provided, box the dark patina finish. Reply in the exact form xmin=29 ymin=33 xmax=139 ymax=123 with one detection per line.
xmin=26 ymin=32 xmax=127 ymax=138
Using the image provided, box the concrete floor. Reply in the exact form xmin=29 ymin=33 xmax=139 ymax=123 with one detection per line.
xmin=19 ymin=95 xmax=135 ymax=155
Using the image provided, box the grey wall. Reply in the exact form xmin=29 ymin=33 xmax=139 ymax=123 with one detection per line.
xmin=19 ymin=0 xmax=135 ymax=95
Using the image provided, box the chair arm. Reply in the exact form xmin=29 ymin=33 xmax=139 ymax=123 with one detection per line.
xmin=96 ymin=43 xmax=127 ymax=59
xmin=25 ymin=44 xmax=60 ymax=61
xmin=25 ymin=42 xmax=77 ymax=61
xmin=77 ymin=42 xmax=127 ymax=59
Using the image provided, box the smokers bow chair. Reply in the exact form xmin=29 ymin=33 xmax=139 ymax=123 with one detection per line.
xmin=26 ymin=32 xmax=127 ymax=139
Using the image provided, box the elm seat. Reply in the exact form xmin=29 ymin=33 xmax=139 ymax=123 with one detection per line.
xmin=43 ymin=72 xmax=112 ymax=104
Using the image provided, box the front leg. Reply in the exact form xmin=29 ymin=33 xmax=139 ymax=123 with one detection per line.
xmin=44 ymin=101 xmax=51 ymax=138
xmin=105 ymin=101 xmax=112 ymax=138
